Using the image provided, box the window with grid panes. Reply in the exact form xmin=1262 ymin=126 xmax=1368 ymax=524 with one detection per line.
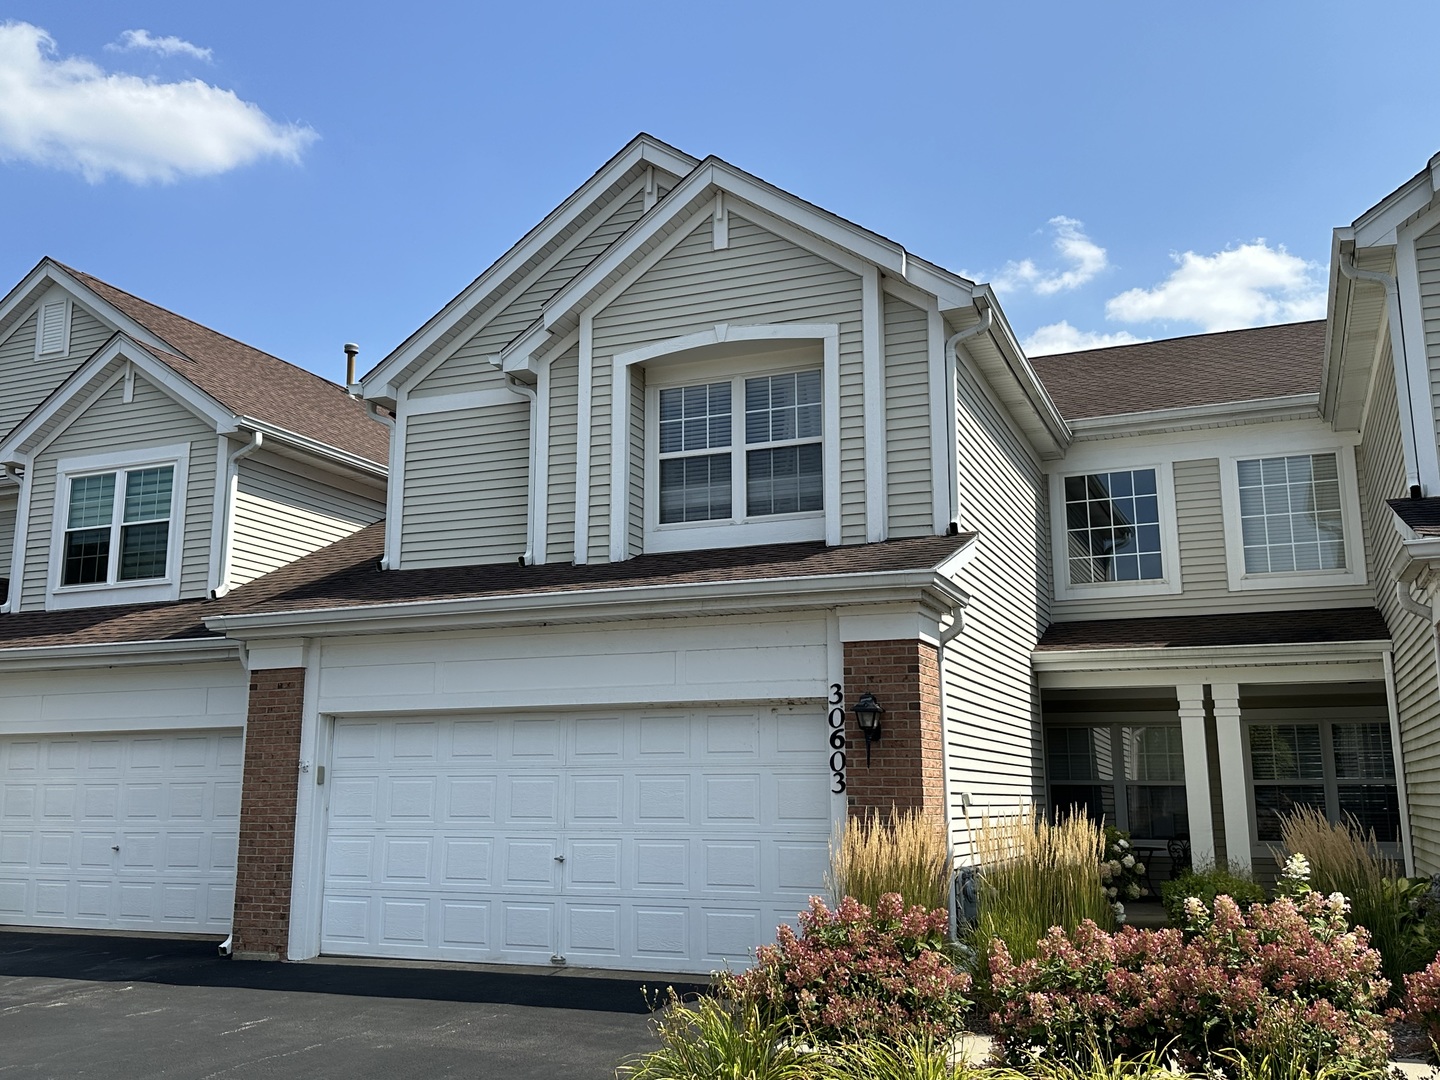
xmin=1237 ymin=453 xmax=1345 ymax=574
xmin=1247 ymin=720 xmax=1399 ymax=844
xmin=61 ymin=466 xmax=174 ymax=587
xmin=656 ymin=369 xmax=821 ymax=525
xmin=1063 ymin=469 xmax=1163 ymax=584
xmin=1046 ymin=723 xmax=1187 ymax=840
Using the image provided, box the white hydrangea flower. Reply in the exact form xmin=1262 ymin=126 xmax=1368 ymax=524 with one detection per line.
xmin=1100 ymin=864 xmax=1112 ymax=882
xmin=1117 ymin=839 xmax=1130 ymax=850
xmin=1328 ymin=891 xmax=1351 ymax=914
xmin=1122 ymin=854 xmax=1136 ymax=869
xmin=1112 ymin=901 xmax=1127 ymax=923
xmin=1107 ymin=886 xmax=1118 ymax=898
xmin=1283 ymin=853 xmax=1311 ymax=880
xmin=1110 ymin=860 xmax=1122 ymax=874
xmin=1134 ymin=862 xmax=1146 ymax=875
xmin=1126 ymin=883 xmax=1141 ymax=900
xmin=1182 ymin=896 xmax=1206 ymax=920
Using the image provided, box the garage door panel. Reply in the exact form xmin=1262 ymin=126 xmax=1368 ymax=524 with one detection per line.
xmin=0 ymin=731 xmax=243 ymax=934
xmin=386 ymin=776 xmax=438 ymax=821
xmin=320 ymin=710 xmax=831 ymax=972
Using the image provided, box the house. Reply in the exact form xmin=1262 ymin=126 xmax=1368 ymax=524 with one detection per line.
xmin=0 ymin=260 xmax=388 ymax=938
xmin=202 ymin=134 xmax=1066 ymax=970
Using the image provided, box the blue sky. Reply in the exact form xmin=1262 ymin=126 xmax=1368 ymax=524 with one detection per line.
xmin=1 ymin=2 xmax=1438 ymax=379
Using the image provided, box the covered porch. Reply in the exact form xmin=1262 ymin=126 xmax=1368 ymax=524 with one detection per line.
xmin=1033 ymin=608 xmax=1408 ymax=879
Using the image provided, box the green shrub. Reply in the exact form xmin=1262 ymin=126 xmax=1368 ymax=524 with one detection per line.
xmin=1159 ymin=868 xmax=1264 ymax=924
xmin=615 ymin=989 xmax=811 ymax=1080
xmin=831 ymin=808 xmax=952 ymax=913
xmin=968 ymin=807 xmax=1113 ymax=987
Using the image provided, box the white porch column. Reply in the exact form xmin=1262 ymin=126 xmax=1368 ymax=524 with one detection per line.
xmin=1176 ymin=684 xmax=1216 ymax=871
xmin=1211 ymin=681 xmax=1252 ymax=874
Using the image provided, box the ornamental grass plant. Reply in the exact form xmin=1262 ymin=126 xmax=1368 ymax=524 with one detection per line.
xmin=615 ymin=989 xmax=812 ymax=1080
xmin=968 ymin=806 xmax=1112 ymax=980
xmin=1276 ymin=806 xmax=1435 ymax=988
xmin=829 ymin=808 xmax=953 ymax=913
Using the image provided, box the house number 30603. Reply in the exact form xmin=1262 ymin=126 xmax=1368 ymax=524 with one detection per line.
xmin=828 ymin=683 xmax=847 ymax=793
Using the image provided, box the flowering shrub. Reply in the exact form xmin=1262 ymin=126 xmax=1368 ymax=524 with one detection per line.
xmin=725 ymin=893 xmax=971 ymax=1044
xmin=988 ymin=891 xmax=1393 ymax=1075
xmin=1100 ymin=826 xmax=1147 ymax=921
xmin=1405 ymin=955 xmax=1440 ymax=1052
xmin=1159 ymin=867 xmax=1265 ymax=925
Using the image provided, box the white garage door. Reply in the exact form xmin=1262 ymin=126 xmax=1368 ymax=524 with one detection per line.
xmin=0 ymin=730 xmax=242 ymax=935
xmin=319 ymin=708 xmax=834 ymax=973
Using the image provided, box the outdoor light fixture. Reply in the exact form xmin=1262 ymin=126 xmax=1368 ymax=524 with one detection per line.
xmin=853 ymin=692 xmax=883 ymax=766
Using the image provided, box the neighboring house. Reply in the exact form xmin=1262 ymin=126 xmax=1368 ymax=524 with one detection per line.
xmin=204 ymin=134 xmax=1067 ymax=970
xmin=0 ymin=260 xmax=388 ymax=938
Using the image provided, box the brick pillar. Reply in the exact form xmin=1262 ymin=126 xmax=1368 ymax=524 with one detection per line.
xmin=230 ymin=667 xmax=306 ymax=960
xmin=842 ymin=639 xmax=944 ymax=820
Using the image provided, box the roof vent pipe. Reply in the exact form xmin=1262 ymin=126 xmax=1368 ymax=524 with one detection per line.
xmin=344 ymin=343 xmax=360 ymax=397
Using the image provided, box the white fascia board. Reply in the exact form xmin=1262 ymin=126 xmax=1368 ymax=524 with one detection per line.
xmin=1354 ymin=168 xmax=1436 ymax=249
xmin=30 ymin=262 xmax=181 ymax=359
xmin=1031 ymin=638 xmax=1392 ymax=673
xmin=232 ymin=416 xmax=387 ymax=478
xmin=205 ymin=567 xmax=970 ymax=641
xmin=363 ymin=137 xmax=699 ymax=398
xmin=0 ymin=635 xmax=239 ymax=672
xmin=966 ymin=287 xmax=1071 ymax=453
xmin=1321 ymin=230 xmax=1355 ymax=423
xmin=0 ymin=336 xmax=235 ymax=459
xmin=1068 ymin=393 xmax=1322 ymax=438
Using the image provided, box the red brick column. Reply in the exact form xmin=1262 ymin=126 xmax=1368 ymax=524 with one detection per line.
xmin=230 ymin=667 xmax=305 ymax=960
xmin=842 ymin=639 xmax=944 ymax=820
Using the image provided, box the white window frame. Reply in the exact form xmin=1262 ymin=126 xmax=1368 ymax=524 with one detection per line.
xmin=1242 ymin=713 xmax=1401 ymax=858
xmin=1049 ymin=460 xmax=1182 ymax=601
xmin=47 ymin=443 xmax=190 ymax=610
xmin=613 ymin=323 xmax=842 ymax=557
xmin=1218 ymin=444 xmax=1367 ymax=591
xmin=34 ymin=290 xmax=72 ymax=361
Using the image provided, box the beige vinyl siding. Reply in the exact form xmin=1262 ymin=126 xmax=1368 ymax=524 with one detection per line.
xmin=884 ymin=294 xmax=932 ymax=538
xmin=1358 ymin=349 xmax=1440 ymax=869
xmin=228 ymin=455 xmax=384 ymax=587
xmin=1416 ymin=224 xmax=1440 ymax=447
xmin=0 ymin=301 xmax=114 ymax=437
xmin=20 ymin=374 xmax=216 ymax=610
xmin=589 ymin=212 xmax=865 ymax=559
xmin=1052 ymin=455 xmax=1374 ymax=620
xmin=546 ymin=346 xmax=579 ymax=563
xmin=400 ymin=402 xmax=529 ymax=567
xmin=0 ymin=491 xmax=15 ymax=585
xmin=413 ymin=190 xmax=650 ymax=398
xmin=946 ymin=354 xmax=1049 ymax=859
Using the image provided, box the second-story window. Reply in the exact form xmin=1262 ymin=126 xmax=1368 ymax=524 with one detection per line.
xmin=61 ymin=466 xmax=174 ymax=587
xmin=1063 ymin=468 xmax=1163 ymax=584
xmin=1237 ymin=453 xmax=1344 ymax=574
xmin=657 ymin=370 xmax=822 ymax=525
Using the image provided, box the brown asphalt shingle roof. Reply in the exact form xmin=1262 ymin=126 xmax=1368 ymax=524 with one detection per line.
xmin=0 ymin=526 xmax=975 ymax=648
xmin=1035 ymin=607 xmax=1390 ymax=651
xmin=1030 ymin=321 xmax=1325 ymax=421
xmin=61 ymin=265 xmax=389 ymax=465
xmin=1389 ymin=497 xmax=1440 ymax=538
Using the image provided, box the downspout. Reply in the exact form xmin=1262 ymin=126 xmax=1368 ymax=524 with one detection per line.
xmin=1390 ymin=552 xmax=1429 ymax=876
xmin=935 ymin=603 xmax=966 ymax=941
xmin=366 ymin=402 xmax=397 ymax=570
xmin=0 ymin=462 xmax=22 ymax=614
xmin=943 ymin=302 xmax=994 ymax=532
xmin=211 ymin=432 xmax=263 ymax=599
xmin=1339 ymin=252 xmax=1424 ymax=496
xmin=504 ymin=375 xmax=539 ymax=566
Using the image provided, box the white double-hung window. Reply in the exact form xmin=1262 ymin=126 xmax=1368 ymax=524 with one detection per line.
xmin=48 ymin=445 xmax=188 ymax=609
xmin=1220 ymin=447 xmax=1365 ymax=591
xmin=1051 ymin=461 xmax=1180 ymax=600
xmin=649 ymin=365 xmax=824 ymax=548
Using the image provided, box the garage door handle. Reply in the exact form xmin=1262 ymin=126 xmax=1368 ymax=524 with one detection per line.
xmin=554 ymin=855 xmax=565 ymax=863
xmin=111 ymin=845 xmax=120 ymax=852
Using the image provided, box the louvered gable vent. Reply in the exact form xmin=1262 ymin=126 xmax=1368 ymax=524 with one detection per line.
xmin=38 ymin=298 xmax=68 ymax=356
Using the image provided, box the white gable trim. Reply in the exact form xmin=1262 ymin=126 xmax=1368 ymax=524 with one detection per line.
xmin=608 ymin=322 xmax=843 ymax=561
xmin=862 ymin=266 xmax=886 ymax=542
xmin=1 ymin=336 xmax=235 ymax=462
xmin=1394 ymin=202 xmax=1440 ymax=494
xmin=364 ymin=137 xmax=698 ymax=398
xmin=0 ymin=261 xmax=176 ymax=363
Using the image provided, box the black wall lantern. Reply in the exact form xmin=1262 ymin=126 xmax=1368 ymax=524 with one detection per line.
xmin=853 ymin=692 xmax=883 ymax=765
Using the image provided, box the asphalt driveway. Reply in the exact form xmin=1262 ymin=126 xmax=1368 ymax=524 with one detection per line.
xmin=0 ymin=931 xmax=705 ymax=1079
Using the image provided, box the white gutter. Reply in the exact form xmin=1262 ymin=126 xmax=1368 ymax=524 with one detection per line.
xmin=503 ymin=374 xmax=540 ymax=566
xmin=206 ymin=565 xmax=972 ymax=640
xmin=212 ymin=432 xmax=264 ymax=599
xmin=1032 ymin=637 xmax=1392 ymax=673
xmin=0 ymin=635 xmax=238 ymax=672
xmin=943 ymin=304 xmax=993 ymax=530
xmin=1339 ymin=251 xmax=1423 ymax=495
xmin=1067 ymin=393 xmax=1321 ymax=438
xmin=233 ymin=416 xmax=388 ymax=481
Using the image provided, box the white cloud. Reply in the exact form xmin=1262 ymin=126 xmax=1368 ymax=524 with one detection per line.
xmin=0 ymin=22 xmax=316 ymax=183
xmin=988 ymin=216 xmax=1109 ymax=297
xmin=1023 ymin=321 xmax=1148 ymax=357
xmin=1105 ymin=241 xmax=1325 ymax=332
xmin=108 ymin=29 xmax=213 ymax=62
